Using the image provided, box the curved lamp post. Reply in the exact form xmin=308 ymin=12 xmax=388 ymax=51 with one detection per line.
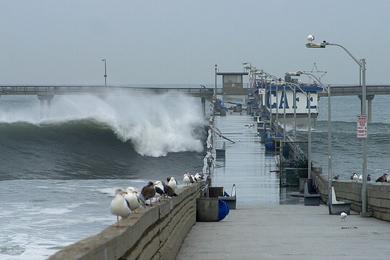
xmin=306 ymin=34 xmax=368 ymax=216
xmin=288 ymin=71 xmax=333 ymax=214
xmin=101 ymin=58 xmax=107 ymax=87
xmin=260 ymin=71 xmax=314 ymax=181
xmin=284 ymin=81 xmax=312 ymax=180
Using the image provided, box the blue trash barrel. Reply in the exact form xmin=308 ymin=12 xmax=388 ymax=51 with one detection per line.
xmin=218 ymin=200 xmax=230 ymax=221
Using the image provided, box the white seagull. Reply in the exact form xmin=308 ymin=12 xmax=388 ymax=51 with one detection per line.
xmin=124 ymin=188 xmax=142 ymax=212
xmin=340 ymin=212 xmax=347 ymax=221
xmin=183 ymin=173 xmax=191 ymax=186
xmin=110 ymin=190 xmax=131 ymax=225
xmin=167 ymin=177 xmax=177 ymax=192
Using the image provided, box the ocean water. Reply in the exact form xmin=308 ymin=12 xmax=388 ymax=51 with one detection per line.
xmin=0 ymin=92 xmax=207 ymax=259
xmin=1 ymin=92 xmax=389 ymax=259
xmin=296 ymin=95 xmax=390 ymax=180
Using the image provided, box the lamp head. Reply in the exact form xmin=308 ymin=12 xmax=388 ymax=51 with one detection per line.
xmin=307 ymin=34 xmax=315 ymax=42
xmin=306 ymin=42 xmax=326 ymax=48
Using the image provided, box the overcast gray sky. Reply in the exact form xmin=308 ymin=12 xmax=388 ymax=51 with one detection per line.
xmin=0 ymin=0 xmax=389 ymax=85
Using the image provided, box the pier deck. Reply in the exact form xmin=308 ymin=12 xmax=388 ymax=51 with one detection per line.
xmin=177 ymin=114 xmax=390 ymax=260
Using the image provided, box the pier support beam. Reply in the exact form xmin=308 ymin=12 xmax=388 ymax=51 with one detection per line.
xmin=201 ymin=97 xmax=206 ymax=117
xmin=358 ymin=95 xmax=374 ymax=123
xmin=367 ymin=95 xmax=374 ymax=123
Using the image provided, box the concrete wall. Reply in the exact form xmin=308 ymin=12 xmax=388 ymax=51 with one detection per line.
xmin=49 ymin=184 xmax=203 ymax=260
xmin=314 ymin=173 xmax=390 ymax=221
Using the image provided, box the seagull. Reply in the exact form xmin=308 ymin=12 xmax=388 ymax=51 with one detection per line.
xmin=189 ymin=174 xmax=195 ymax=184
xmin=376 ymin=173 xmax=388 ymax=183
xmin=333 ymin=175 xmax=340 ymax=180
xmin=163 ymin=182 xmax=177 ymax=197
xmin=141 ymin=181 xmax=157 ymax=206
xmin=110 ymin=190 xmax=131 ymax=225
xmin=340 ymin=212 xmax=347 ymax=221
xmin=358 ymin=174 xmax=363 ymax=181
xmin=183 ymin=174 xmax=191 ymax=186
xmin=154 ymin=180 xmax=166 ymax=198
xmin=167 ymin=177 xmax=177 ymax=192
xmin=124 ymin=188 xmax=142 ymax=212
xmin=194 ymin=172 xmax=204 ymax=182
xmin=351 ymin=172 xmax=359 ymax=181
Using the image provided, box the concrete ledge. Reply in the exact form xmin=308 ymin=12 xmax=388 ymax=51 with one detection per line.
xmin=49 ymin=183 xmax=203 ymax=260
xmin=314 ymin=172 xmax=390 ymax=221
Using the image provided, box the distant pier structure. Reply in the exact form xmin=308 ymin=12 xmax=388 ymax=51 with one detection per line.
xmin=215 ymin=71 xmax=249 ymax=108
xmin=0 ymin=85 xmax=217 ymax=117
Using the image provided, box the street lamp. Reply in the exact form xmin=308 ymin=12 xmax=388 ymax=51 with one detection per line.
xmin=101 ymin=58 xmax=107 ymax=87
xmin=283 ymin=83 xmax=287 ymax=144
xmin=306 ymin=34 xmax=368 ymax=216
xmin=289 ymin=70 xmax=333 ymax=214
xmin=275 ymin=79 xmax=279 ymax=135
xmin=284 ymin=81 xmax=312 ymax=180
xmin=214 ymin=64 xmax=218 ymax=97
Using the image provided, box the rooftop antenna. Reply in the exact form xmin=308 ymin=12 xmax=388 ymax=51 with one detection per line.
xmin=304 ymin=62 xmax=327 ymax=84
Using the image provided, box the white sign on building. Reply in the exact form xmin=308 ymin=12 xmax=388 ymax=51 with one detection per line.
xmin=264 ymin=89 xmax=318 ymax=115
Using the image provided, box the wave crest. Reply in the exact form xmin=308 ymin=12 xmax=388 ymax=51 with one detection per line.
xmin=0 ymin=91 xmax=206 ymax=157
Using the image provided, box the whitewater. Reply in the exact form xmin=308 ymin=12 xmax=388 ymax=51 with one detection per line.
xmin=0 ymin=91 xmax=207 ymax=259
xmin=0 ymin=91 xmax=205 ymax=157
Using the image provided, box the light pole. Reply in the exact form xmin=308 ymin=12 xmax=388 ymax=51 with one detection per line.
xmin=306 ymin=34 xmax=368 ymax=216
xmin=289 ymin=71 xmax=332 ymax=213
xmin=285 ymin=81 xmax=312 ymax=180
xmin=293 ymin=84 xmax=297 ymax=139
xmin=283 ymin=83 xmax=286 ymax=144
xmin=275 ymin=80 xmax=279 ymax=135
xmin=101 ymin=58 xmax=107 ymax=87
xmin=268 ymin=78 xmax=273 ymax=131
xmin=303 ymin=72 xmax=332 ymax=212
xmin=214 ymin=64 xmax=218 ymax=96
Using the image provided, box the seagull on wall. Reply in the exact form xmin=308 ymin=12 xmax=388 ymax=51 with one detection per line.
xmin=110 ymin=189 xmax=131 ymax=225
xmin=340 ymin=212 xmax=347 ymax=221
xmin=141 ymin=181 xmax=157 ymax=206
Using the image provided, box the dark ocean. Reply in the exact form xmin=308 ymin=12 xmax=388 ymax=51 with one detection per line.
xmin=0 ymin=92 xmax=207 ymax=259
xmin=1 ymin=92 xmax=389 ymax=259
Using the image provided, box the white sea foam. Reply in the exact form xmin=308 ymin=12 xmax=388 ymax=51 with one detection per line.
xmin=0 ymin=91 xmax=206 ymax=157
xmin=40 ymin=208 xmax=73 ymax=215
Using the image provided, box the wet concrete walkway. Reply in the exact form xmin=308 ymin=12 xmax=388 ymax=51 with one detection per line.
xmin=177 ymin=114 xmax=390 ymax=260
xmin=211 ymin=114 xmax=279 ymax=207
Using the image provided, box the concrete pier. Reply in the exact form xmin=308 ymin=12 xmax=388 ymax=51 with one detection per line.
xmin=177 ymin=114 xmax=390 ymax=260
xmin=211 ymin=114 xmax=280 ymax=206
xmin=178 ymin=204 xmax=390 ymax=260
xmin=49 ymin=184 xmax=203 ymax=260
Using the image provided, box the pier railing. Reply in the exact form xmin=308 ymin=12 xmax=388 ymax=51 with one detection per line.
xmin=314 ymin=172 xmax=390 ymax=221
xmin=49 ymin=183 xmax=203 ymax=260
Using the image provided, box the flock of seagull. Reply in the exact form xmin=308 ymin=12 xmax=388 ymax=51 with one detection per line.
xmin=332 ymin=172 xmax=390 ymax=183
xmin=348 ymin=172 xmax=371 ymax=182
xmin=110 ymin=119 xmax=215 ymax=224
xmin=110 ymin=173 xmax=206 ymax=224
xmin=336 ymin=172 xmax=390 ymax=182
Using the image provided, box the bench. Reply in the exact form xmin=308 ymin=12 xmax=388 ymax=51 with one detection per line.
xmin=330 ymin=186 xmax=351 ymax=215
xmin=304 ymin=179 xmax=321 ymax=206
